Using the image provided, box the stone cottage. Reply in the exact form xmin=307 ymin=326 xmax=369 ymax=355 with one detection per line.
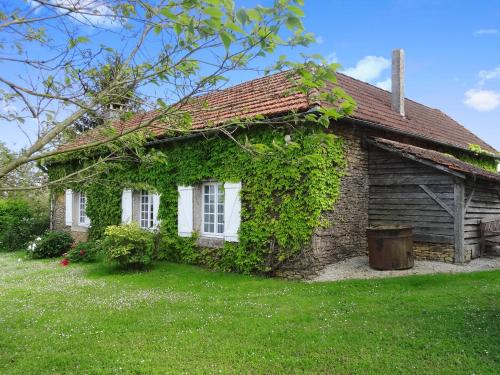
xmin=50 ymin=50 xmax=500 ymax=277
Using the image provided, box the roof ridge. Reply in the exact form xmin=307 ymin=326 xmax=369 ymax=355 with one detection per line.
xmin=337 ymin=71 xmax=442 ymax=110
xmin=59 ymin=66 xmax=497 ymax=154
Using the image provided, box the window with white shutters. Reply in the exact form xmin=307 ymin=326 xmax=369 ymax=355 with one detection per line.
xmin=177 ymin=186 xmax=193 ymax=237
xmin=202 ymin=182 xmax=224 ymax=236
xmin=65 ymin=189 xmax=73 ymax=226
xmin=223 ymin=182 xmax=241 ymax=242
xmin=140 ymin=190 xmax=155 ymax=229
xmin=78 ymin=192 xmax=90 ymax=226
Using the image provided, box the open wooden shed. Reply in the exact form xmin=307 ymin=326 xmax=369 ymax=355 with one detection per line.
xmin=367 ymin=138 xmax=500 ymax=263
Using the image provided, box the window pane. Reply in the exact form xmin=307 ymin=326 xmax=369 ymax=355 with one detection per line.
xmin=203 ymin=183 xmax=217 ymax=234
xmin=140 ymin=191 xmax=152 ymax=229
xmin=79 ymin=193 xmax=87 ymax=224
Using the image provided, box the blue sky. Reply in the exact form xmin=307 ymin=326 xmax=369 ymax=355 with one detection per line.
xmin=294 ymin=0 xmax=500 ymax=150
xmin=234 ymin=0 xmax=500 ymax=150
xmin=1 ymin=0 xmax=499 ymax=151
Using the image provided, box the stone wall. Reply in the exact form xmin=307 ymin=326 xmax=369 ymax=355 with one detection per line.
xmin=413 ymin=242 xmax=454 ymax=263
xmin=52 ymin=192 xmax=66 ymax=231
xmin=277 ymin=124 xmax=369 ymax=279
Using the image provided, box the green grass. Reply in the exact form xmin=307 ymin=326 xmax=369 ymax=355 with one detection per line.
xmin=0 ymin=252 xmax=499 ymax=374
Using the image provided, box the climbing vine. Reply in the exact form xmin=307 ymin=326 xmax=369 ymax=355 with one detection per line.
xmin=449 ymin=144 xmax=499 ymax=173
xmin=47 ymin=124 xmax=346 ymax=274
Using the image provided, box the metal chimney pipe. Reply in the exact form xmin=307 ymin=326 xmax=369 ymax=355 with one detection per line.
xmin=391 ymin=49 xmax=405 ymax=117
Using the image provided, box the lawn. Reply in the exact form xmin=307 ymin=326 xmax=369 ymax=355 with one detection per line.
xmin=0 ymin=252 xmax=498 ymax=374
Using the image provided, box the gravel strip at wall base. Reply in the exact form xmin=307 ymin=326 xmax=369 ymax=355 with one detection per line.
xmin=310 ymin=256 xmax=499 ymax=282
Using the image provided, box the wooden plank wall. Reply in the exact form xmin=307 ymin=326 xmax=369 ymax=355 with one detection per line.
xmin=464 ymin=180 xmax=500 ymax=257
xmin=368 ymin=148 xmax=455 ymax=244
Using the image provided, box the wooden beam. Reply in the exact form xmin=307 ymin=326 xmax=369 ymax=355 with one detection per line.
xmin=370 ymin=176 xmax=453 ymax=186
xmin=366 ymin=139 xmax=466 ymax=179
xmin=418 ymin=184 xmax=455 ymax=217
xmin=464 ymin=187 xmax=475 ymax=213
xmin=454 ymin=179 xmax=465 ymax=263
xmin=413 ymin=233 xmax=454 ymax=244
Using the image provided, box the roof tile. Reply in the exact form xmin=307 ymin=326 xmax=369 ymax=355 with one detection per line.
xmin=61 ymin=70 xmax=497 ymax=154
xmin=371 ymin=137 xmax=500 ymax=182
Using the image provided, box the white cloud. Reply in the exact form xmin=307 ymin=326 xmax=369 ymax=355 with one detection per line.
xmin=376 ymin=78 xmax=391 ymax=91
xmin=326 ymin=52 xmax=338 ymax=64
xmin=478 ymin=66 xmax=500 ymax=85
xmin=0 ymin=99 xmax=18 ymax=115
xmin=473 ymin=28 xmax=498 ymax=36
xmin=342 ymin=56 xmax=390 ymax=82
xmin=31 ymin=0 xmax=120 ymax=28
xmin=464 ymin=89 xmax=500 ymax=111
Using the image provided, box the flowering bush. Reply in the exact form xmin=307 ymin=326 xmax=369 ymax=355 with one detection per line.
xmin=101 ymin=223 xmax=155 ymax=268
xmin=60 ymin=258 xmax=69 ymax=266
xmin=65 ymin=241 xmax=101 ymax=263
xmin=26 ymin=231 xmax=74 ymax=259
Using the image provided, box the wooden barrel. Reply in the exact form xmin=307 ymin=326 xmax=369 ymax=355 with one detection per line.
xmin=367 ymin=226 xmax=414 ymax=270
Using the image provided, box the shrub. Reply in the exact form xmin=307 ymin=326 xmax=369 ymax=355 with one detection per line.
xmin=65 ymin=241 xmax=101 ymax=263
xmin=101 ymin=223 xmax=155 ymax=268
xmin=0 ymin=199 xmax=49 ymax=251
xmin=27 ymin=231 xmax=74 ymax=259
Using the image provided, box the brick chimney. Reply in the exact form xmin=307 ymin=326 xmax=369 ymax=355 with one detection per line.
xmin=103 ymin=103 xmax=125 ymax=121
xmin=391 ymin=49 xmax=405 ymax=117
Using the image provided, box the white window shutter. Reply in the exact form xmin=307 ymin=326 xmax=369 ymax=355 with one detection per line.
xmin=152 ymin=193 xmax=161 ymax=227
xmin=224 ymin=182 xmax=241 ymax=242
xmin=121 ymin=189 xmax=133 ymax=224
xmin=177 ymin=186 xmax=193 ymax=237
xmin=65 ymin=189 xmax=73 ymax=226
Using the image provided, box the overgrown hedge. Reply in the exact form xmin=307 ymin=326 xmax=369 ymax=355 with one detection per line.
xmin=0 ymin=199 xmax=49 ymax=251
xmin=48 ymin=125 xmax=346 ymax=274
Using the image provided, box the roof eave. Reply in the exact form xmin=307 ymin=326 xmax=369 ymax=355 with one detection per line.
xmin=365 ymin=138 xmax=466 ymax=179
xmin=339 ymin=115 xmax=500 ymax=160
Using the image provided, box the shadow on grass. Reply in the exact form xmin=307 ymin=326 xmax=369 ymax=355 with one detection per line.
xmin=83 ymin=260 xmax=157 ymax=277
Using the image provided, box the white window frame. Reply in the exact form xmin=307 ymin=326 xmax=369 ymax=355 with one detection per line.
xmin=78 ymin=192 xmax=90 ymax=227
xmin=201 ymin=182 xmax=224 ymax=237
xmin=139 ymin=190 xmax=155 ymax=229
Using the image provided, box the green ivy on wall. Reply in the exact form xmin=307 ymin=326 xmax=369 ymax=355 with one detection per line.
xmin=47 ymin=124 xmax=346 ymax=274
xmin=448 ymin=144 xmax=499 ymax=173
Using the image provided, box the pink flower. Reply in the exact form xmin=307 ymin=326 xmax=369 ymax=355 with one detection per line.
xmin=60 ymin=258 xmax=69 ymax=266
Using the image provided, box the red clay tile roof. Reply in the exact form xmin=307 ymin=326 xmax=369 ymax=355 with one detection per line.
xmin=62 ymin=70 xmax=497 ymax=154
xmin=370 ymin=137 xmax=500 ymax=182
xmin=61 ymin=71 xmax=310 ymax=150
xmin=333 ymin=74 xmax=496 ymax=153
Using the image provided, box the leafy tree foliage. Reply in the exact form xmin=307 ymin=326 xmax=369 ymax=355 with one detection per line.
xmin=0 ymin=0 xmax=353 ymax=186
